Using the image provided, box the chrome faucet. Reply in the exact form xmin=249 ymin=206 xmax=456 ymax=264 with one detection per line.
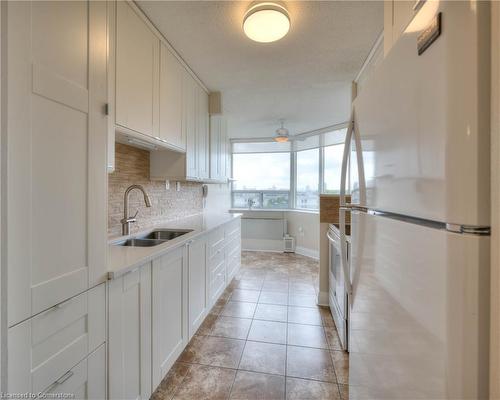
xmin=121 ymin=184 xmax=152 ymax=236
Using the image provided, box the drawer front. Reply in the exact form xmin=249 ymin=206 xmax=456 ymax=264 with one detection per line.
xmin=8 ymin=284 xmax=106 ymax=392
xmin=209 ymin=245 xmax=225 ymax=274
xmin=210 ymin=254 xmax=226 ymax=303
xmin=226 ymin=245 xmax=241 ymax=282
xmin=44 ymin=344 xmax=106 ymax=399
xmin=226 ymin=236 xmax=240 ymax=255
xmin=224 ymin=219 xmax=241 ymax=242
xmin=208 ymin=226 xmax=225 ymax=258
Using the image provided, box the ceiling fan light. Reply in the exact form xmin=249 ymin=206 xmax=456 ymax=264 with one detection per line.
xmin=243 ymin=2 xmax=290 ymax=43
xmin=274 ymin=135 xmax=289 ymax=142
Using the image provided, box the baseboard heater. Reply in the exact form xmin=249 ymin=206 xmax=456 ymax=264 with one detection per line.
xmin=241 ymin=217 xmax=295 ymax=253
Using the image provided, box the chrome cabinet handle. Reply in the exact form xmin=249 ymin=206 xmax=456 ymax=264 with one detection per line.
xmin=43 ymin=370 xmax=74 ymax=394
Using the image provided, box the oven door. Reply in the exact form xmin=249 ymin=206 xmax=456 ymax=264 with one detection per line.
xmin=327 ymin=225 xmax=348 ymax=351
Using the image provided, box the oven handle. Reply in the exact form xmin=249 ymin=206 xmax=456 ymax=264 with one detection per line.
xmin=339 ymin=207 xmax=353 ymax=297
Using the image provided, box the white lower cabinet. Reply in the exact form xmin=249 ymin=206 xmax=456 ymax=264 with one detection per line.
xmin=8 ymin=284 xmax=106 ymax=396
xmin=188 ymin=236 xmax=209 ymax=338
xmin=152 ymin=246 xmax=188 ymax=389
xmin=108 ymin=264 xmax=152 ymax=400
xmin=106 ymin=218 xmax=242 ymax=396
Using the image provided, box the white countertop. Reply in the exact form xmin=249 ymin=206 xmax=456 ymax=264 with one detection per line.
xmin=108 ymin=212 xmax=242 ymax=280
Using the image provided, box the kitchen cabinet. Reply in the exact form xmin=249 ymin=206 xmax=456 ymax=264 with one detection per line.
xmin=210 ymin=115 xmax=229 ymax=182
xmin=7 ymin=0 xmax=108 ymax=326
xmin=383 ymin=0 xmax=418 ymax=55
xmin=109 ymin=264 xmax=152 ymax=400
xmin=159 ymin=42 xmax=186 ymax=150
xmin=188 ymin=236 xmax=209 ymax=338
xmin=115 ymin=1 xmax=159 ymax=138
xmin=225 ymin=219 xmax=242 ymax=282
xmin=152 ymin=246 xmax=188 ymax=389
xmin=184 ymin=71 xmax=199 ymax=178
xmin=8 ymin=284 xmax=106 ymax=394
xmin=150 ymin=73 xmax=211 ymax=181
xmin=197 ymin=84 xmax=210 ymax=179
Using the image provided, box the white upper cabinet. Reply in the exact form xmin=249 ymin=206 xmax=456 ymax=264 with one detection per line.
xmin=184 ymin=71 xmax=199 ymax=179
xmin=210 ymin=115 xmax=228 ymax=182
xmin=152 ymin=246 xmax=188 ymax=389
xmin=7 ymin=0 xmax=108 ymax=326
xmin=159 ymin=43 xmax=186 ymax=150
xmin=197 ymin=85 xmax=210 ymax=180
xmin=115 ymin=1 xmax=159 ymax=138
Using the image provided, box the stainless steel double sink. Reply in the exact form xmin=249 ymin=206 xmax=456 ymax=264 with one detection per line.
xmin=116 ymin=229 xmax=193 ymax=247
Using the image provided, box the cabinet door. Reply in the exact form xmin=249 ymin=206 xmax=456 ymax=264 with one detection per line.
xmin=152 ymin=247 xmax=188 ymax=389
xmin=188 ymin=236 xmax=208 ymax=338
xmin=116 ymin=1 xmax=159 ymax=137
xmin=197 ymin=85 xmax=210 ymax=179
xmin=184 ymin=72 xmax=198 ymax=179
xmin=159 ymin=43 xmax=185 ymax=150
xmin=109 ymin=265 xmax=152 ymax=400
xmin=7 ymin=0 xmax=108 ymax=326
xmin=210 ymin=115 xmax=228 ymax=181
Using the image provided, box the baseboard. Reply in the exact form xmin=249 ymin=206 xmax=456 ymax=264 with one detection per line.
xmin=317 ymin=291 xmax=329 ymax=307
xmin=295 ymin=246 xmax=319 ymax=260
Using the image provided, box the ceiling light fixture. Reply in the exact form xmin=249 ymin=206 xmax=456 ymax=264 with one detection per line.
xmin=243 ymin=2 xmax=290 ymax=43
xmin=274 ymin=119 xmax=289 ymax=142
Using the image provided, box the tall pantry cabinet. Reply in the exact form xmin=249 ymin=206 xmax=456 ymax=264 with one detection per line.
xmin=5 ymin=0 xmax=108 ymax=395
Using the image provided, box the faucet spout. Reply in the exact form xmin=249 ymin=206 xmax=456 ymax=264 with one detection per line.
xmin=121 ymin=184 xmax=151 ymax=236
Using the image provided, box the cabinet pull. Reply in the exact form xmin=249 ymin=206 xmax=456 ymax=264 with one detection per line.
xmin=43 ymin=370 xmax=74 ymax=394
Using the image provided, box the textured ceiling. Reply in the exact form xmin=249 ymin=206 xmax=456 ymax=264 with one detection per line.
xmin=137 ymin=1 xmax=383 ymax=139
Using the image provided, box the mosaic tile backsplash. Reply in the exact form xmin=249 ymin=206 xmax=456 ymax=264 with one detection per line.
xmin=108 ymin=143 xmax=204 ymax=237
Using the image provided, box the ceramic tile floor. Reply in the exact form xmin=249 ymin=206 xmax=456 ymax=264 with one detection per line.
xmin=151 ymin=251 xmax=349 ymax=400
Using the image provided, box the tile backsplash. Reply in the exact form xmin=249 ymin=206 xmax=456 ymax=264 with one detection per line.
xmin=108 ymin=143 xmax=203 ymax=237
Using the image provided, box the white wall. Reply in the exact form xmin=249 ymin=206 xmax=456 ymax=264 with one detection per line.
xmin=285 ymin=210 xmax=319 ymax=259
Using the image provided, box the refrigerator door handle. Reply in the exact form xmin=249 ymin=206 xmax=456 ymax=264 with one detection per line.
xmin=339 ymin=111 xmax=355 ymax=298
xmin=339 ymin=206 xmax=353 ymax=297
xmin=339 ymin=112 xmax=353 ymax=208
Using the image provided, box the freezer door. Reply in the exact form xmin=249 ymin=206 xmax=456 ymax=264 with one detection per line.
xmin=353 ymin=1 xmax=490 ymax=226
xmin=349 ymin=211 xmax=489 ymax=399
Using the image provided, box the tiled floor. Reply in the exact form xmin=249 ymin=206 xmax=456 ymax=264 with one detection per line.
xmin=151 ymin=251 xmax=349 ymax=400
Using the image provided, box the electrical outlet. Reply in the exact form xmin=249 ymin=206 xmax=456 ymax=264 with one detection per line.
xmin=165 ymin=180 xmax=170 ymax=190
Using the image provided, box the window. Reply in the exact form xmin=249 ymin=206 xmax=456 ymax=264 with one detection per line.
xmin=295 ymin=148 xmax=319 ymax=210
xmin=230 ymin=125 xmax=348 ymax=211
xmin=323 ymin=144 xmax=344 ymax=194
xmin=232 ymin=152 xmax=291 ymax=209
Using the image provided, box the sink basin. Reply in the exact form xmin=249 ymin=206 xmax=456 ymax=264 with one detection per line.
xmin=117 ymin=238 xmax=167 ymax=247
xmin=139 ymin=229 xmax=193 ymax=241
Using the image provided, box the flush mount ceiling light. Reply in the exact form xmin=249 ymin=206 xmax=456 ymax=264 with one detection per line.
xmin=243 ymin=2 xmax=290 ymax=43
xmin=274 ymin=119 xmax=289 ymax=142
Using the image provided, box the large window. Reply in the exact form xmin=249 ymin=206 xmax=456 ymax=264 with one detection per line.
xmin=295 ymin=148 xmax=319 ymax=210
xmin=323 ymin=144 xmax=344 ymax=194
xmin=231 ymin=125 xmax=348 ymax=211
xmin=232 ymin=152 xmax=291 ymax=209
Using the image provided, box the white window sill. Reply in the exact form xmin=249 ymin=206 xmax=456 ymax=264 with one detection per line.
xmin=229 ymin=208 xmax=319 ymax=215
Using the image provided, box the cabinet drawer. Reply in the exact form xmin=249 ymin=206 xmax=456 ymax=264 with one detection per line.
xmin=209 ymin=246 xmax=225 ymax=274
xmin=43 ymin=343 xmax=106 ymax=399
xmin=226 ymin=236 xmax=240 ymax=255
xmin=210 ymin=262 xmax=226 ymax=304
xmin=226 ymin=245 xmax=241 ymax=282
xmin=8 ymin=284 xmax=106 ymax=392
xmin=224 ymin=219 xmax=241 ymax=242
xmin=208 ymin=226 xmax=225 ymax=258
